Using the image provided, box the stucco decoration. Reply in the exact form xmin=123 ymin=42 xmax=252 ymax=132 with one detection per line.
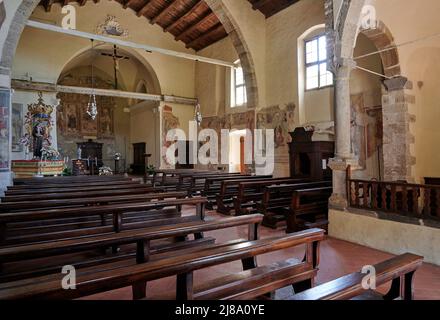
xmin=96 ymin=15 xmax=129 ymax=37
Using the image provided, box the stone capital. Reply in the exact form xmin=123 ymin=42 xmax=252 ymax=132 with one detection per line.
xmin=383 ymin=76 xmax=409 ymax=92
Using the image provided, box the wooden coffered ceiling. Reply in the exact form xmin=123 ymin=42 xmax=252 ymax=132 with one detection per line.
xmin=38 ymin=0 xmax=228 ymax=51
xmin=248 ymin=0 xmax=301 ymax=18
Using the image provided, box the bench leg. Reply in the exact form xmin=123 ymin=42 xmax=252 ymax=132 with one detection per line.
xmin=194 ymin=232 xmax=204 ymax=240
xmin=176 ymin=272 xmax=194 ymax=301
xmin=384 ymin=271 xmax=416 ymax=301
xmin=132 ymin=282 xmax=147 ymax=300
xmin=292 ymin=278 xmax=313 ymax=294
xmin=242 ymin=257 xmax=257 ymax=271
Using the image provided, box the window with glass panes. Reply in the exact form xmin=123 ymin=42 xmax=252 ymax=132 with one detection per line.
xmin=305 ymin=35 xmax=333 ymax=90
xmin=232 ymin=64 xmax=247 ymax=107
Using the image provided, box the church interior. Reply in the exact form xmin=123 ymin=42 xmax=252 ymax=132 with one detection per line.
xmin=0 ymin=0 xmax=439 ymax=301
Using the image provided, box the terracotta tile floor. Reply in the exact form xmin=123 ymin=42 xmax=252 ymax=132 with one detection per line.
xmin=83 ymin=207 xmax=440 ymax=300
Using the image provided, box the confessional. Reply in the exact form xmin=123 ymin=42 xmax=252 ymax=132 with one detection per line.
xmin=288 ymin=128 xmax=334 ymax=181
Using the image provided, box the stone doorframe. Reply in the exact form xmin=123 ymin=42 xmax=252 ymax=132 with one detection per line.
xmin=325 ymin=0 xmax=416 ymax=208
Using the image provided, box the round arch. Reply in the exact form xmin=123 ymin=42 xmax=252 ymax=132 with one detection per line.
xmin=1 ymin=0 xmax=259 ymax=110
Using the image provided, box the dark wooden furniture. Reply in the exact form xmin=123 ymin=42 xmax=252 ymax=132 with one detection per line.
xmin=291 ymin=253 xmax=423 ymax=300
xmin=175 ymin=140 xmax=195 ymax=170
xmin=288 ymin=128 xmax=334 ymax=181
xmin=77 ymin=140 xmax=103 ymax=174
xmin=232 ymin=178 xmax=310 ymax=216
xmin=257 ymin=181 xmax=332 ymax=229
xmin=0 ymin=227 xmax=325 ymax=300
xmin=72 ymin=159 xmax=87 ymax=176
xmin=348 ymin=179 xmax=440 ymax=221
xmin=131 ymin=142 xmax=146 ymax=174
xmin=286 ymin=187 xmax=333 ymax=233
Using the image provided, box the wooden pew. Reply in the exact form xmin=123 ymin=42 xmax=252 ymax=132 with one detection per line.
xmin=13 ymin=175 xmax=130 ymax=185
xmin=4 ymin=183 xmax=148 ymax=196
xmin=201 ymin=175 xmax=272 ymax=209
xmin=0 ymin=197 xmax=207 ymax=245
xmin=152 ymin=169 xmax=212 ymax=187
xmin=0 ymin=191 xmax=187 ymax=212
xmin=286 ymin=187 xmax=333 ymax=233
xmin=1 ymin=186 xmax=162 ymax=202
xmin=7 ymin=179 xmax=137 ymax=190
xmin=257 ymin=181 xmax=332 ymax=229
xmin=0 ymin=228 xmax=325 ymax=300
xmin=291 ymin=253 xmax=423 ymax=300
xmin=178 ymin=172 xmax=245 ymax=197
xmin=216 ymin=178 xmax=304 ymax=215
xmin=0 ymin=215 xmax=262 ymax=284
xmin=232 ymin=178 xmax=313 ymax=216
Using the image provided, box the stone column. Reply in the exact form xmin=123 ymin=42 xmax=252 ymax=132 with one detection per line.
xmin=382 ymin=76 xmax=416 ymax=182
xmin=0 ymin=75 xmax=12 ymax=192
xmin=328 ymin=58 xmax=358 ymax=209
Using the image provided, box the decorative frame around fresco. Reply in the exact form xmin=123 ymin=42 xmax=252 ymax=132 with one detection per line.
xmin=0 ymin=89 xmax=11 ymax=172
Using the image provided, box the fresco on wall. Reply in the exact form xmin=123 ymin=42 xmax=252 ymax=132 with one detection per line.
xmin=0 ymin=89 xmax=10 ymax=171
xmin=350 ymin=93 xmax=383 ymax=170
xmin=57 ymin=75 xmax=117 ymax=163
xmin=256 ymin=103 xmax=296 ymax=149
xmin=12 ymin=103 xmax=23 ymax=152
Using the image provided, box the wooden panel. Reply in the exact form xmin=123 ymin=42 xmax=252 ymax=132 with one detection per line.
xmin=38 ymin=0 xmax=228 ymax=51
xmin=248 ymin=0 xmax=301 ymax=18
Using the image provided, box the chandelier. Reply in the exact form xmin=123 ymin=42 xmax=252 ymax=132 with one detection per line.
xmin=87 ymin=39 xmax=98 ymax=120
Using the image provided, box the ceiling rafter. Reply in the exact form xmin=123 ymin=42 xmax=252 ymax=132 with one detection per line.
xmin=38 ymin=0 xmax=228 ymax=51
xmin=248 ymin=0 xmax=301 ymax=18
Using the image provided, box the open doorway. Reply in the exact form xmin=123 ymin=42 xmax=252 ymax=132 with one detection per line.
xmin=229 ymin=129 xmax=248 ymax=173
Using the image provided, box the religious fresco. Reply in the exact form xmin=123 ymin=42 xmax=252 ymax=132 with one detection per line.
xmin=256 ymin=103 xmax=296 ymax=149
xmin=350 ymin=93 xmax=383 ymax=170
xmin=0 ymin=89 xmax=10 ymax=172
xmin=57 ymin=76 xmax=115 ymax=139
xmin=12 ymin=103 xmax=23 ymax=152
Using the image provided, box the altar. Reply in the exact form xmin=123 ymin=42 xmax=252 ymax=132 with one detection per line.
xmin=12 ymin=160 xmax=65 ymax=178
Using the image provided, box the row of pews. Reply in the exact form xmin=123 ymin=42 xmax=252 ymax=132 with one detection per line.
xmin=0 ymin=172 xmax=423 ymax=300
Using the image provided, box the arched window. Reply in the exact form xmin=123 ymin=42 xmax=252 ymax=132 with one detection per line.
xmin=231 ymin=60 xmax=247 ymax=107
xmin=305 ymin=34 xmax=333 ymax=90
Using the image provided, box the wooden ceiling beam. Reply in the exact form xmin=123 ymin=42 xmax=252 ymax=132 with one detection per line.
xmin=150 ymin=0 xmax=176 ymax=25
xmin=164 ymin=0 xmax=205 ymax=32
xmin=186 ymin=23 xmax=224 ymax=50
xmin=123 ymin=0 xmax=137 ymax=9
xmin=43 ymin=0 xmax=55 ymax=12
xmin=137 ymin=0 xmax=153 ymax=17
xmin=175 ymin=11 xmax=215 ymax=42
xmin=251 ymin=0 xmax=270 ymax=10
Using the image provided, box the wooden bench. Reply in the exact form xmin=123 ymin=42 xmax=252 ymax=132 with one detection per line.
xmin=0 ymin=215 xmax=263 ymax=284
xmin=202 ymin=175 xmax=272 ymax=209
xmin=7 ymin=179 xmax=137 ymax=190
xmin=232 ymin=178 xmax=312 ymax=216
xmin=216 ymin=178 xmax=304 ymax=215
xmin=0 ymin=197 xmax=207 ymax=245
xmin=0 ymin=191 xmax=187 ymax=212
xmin=1 ymin=185 xmax=162 ymax=203
xmin=0 ymin=228 xmax=325 ymax=300
xmin=257 ymin=181 xmax=332 ymax=229
xmin=286 ymin=187 xmax=333 ymax=233
xmin=291 ymin=253 xmax=423 ymax=300
xmin=13 ymin=175 xmax=130 ymax=185
xmin=4 ymin=183 xmax=148 ymax=196
xmin=178 ymin=173 xmax=245 ymax=197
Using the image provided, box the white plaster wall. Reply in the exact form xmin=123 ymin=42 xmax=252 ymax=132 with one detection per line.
xmin=329 ymin=208 xmax=440 ymax=265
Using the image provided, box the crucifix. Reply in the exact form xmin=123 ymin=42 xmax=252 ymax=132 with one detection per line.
xmin=101 ymin=45 xmax=130 ymax=90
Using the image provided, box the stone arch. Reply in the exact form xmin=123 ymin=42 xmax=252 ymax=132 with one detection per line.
xmin=1 ymin=0 xmax=259 ymax=111
xmin=359 ymin=21 xmax=400 ymax=78
xmin=204 ymin=0 xmax=259 ymax=109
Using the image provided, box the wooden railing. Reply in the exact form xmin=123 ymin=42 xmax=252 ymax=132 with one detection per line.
xmin=348 ymin=179 xmax=440 ymax=221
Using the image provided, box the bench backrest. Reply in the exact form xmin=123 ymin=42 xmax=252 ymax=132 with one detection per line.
xmin=291 ymin=253 xmax=423 ymax=300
